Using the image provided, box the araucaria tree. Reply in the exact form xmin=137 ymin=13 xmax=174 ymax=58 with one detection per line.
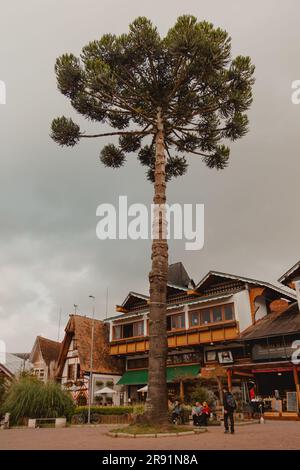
xmin=51 ymin=15 xmax=254 ymax=424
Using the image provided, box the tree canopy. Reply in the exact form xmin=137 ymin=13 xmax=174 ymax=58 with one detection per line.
xmin=51 ymin=15 xmax=255 ymax=181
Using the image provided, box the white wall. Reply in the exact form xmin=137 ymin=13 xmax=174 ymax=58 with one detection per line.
xmin=92 ymin=373 xmax=122 ymax=405
xmin=233 ymin=289 xmax=253 ymax=332
xmin=254 ymin=295 xmax=268 ymax=322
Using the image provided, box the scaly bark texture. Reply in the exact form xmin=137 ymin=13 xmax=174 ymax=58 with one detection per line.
xmin=146 ymin=109 xmax=169 ymax=423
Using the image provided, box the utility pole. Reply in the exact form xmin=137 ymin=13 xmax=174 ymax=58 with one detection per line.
xmin=87 ymin=295 xmax=95 ymax=425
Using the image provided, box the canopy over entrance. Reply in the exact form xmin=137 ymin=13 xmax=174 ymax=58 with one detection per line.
xmin=117 ymin=364 xmax=200 ymax=385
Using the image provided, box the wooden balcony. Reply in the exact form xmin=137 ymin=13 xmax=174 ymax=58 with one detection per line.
xmin=110 ymin=322 xmax=238 ymax=355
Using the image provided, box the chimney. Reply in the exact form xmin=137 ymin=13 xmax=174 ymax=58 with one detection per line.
xmin=269 ymin=299 xmax=289 ymax=313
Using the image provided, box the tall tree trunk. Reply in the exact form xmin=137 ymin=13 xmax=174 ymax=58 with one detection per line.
xmin=146 ymin=107 xmax=169 ymax=424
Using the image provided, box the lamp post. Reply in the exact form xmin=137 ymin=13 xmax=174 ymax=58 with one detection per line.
xmin=87 ymin=295 xmax=95 ymax=425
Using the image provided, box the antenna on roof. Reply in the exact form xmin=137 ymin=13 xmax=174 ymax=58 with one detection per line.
xmin=57 ymin=307 xmax=62 ymax=342
xmin=105 ymin=287 xmax=109 ymax=319
xmin=73 ymin=304 xmax=78 ymax=314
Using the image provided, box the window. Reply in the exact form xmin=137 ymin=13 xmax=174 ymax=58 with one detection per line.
xmin=206 ymin=351 xmax=217 ymax=362
xmin=113 ymin=325 xmax=122 ymax=340
xmin=133 ymin=321 xmax=144 ymax=337
xmin=127 ymin=357 xmax=149 ymax=369
xmin=189 ymin=303 xmax=235 ymax=327
xmin=212 ymin=306 xmax=222 ymax=323
xmin=224 ymin=304 xmax=234 ymax=321
xmin=200 ymin=309 xmax=211 ymax=324
xmin=113 ymin=321 xmax=144 ymax=339
xmin=123 ymin=323 xmax=133 ymax=338
xmin=67 ymin=364 xmax=75 ymax=380
xmin=167 ymin=312 xmax=185 ymax=331
xmin=190 ymin=312 xmax=199 ymax=326
xmin=76 ymin=363 xmax=81 ymax=379
xmin=39 ymin=369 xmax=45 ymax=378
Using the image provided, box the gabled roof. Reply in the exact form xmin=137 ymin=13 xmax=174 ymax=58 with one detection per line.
xmin=56 ymin=315 xmax=123 ymax=378
xmin=241 ymin=302 xmax=300 ymax=340
xmin=278 ymin=260 xmax=300 ymax=286
xmin=120 ymin=291 xmax=149 ymax=310
xmin=0 ymin=353 xmax=32 ymax=378
xmin=194 ymin=271 xmax=296 ymax=300
xmin=30 ymin=336 xmax=61 ymax=366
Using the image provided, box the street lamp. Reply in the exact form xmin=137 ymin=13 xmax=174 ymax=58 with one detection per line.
xmin=87 ymin=295 xmax=95 ymax=425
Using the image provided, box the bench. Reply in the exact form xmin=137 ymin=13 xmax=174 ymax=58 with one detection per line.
xmin=28 ymin=417 xmax=66 ymax=428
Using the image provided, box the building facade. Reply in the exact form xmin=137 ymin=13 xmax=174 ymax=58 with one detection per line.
xmin=107 ymin=263 xmax=296 ymax=405
xmin=29 ymin=336 xmax=60 ymax=381
xmin=55 ymin=314 xmax=124 ymax=405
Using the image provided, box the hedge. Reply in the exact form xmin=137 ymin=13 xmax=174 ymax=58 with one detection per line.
xmin=73 ymin=406 xmax=134 ymax=416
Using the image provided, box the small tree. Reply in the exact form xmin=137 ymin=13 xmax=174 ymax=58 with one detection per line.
xmin=51 ymin=16 xmax=254 ymax=424
xmin=190 ymin=385 xmax=216 ymax=407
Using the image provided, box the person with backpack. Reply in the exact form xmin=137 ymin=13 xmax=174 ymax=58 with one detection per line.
xmin=223 ymin=386 xmax=236 ymax=434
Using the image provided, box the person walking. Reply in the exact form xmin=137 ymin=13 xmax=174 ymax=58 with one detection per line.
xmin=223 ymin=386 xmax=236 ymax=434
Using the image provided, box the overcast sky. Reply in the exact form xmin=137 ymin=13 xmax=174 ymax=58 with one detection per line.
xmin=0 ymin=0 xmax=300 ymax=352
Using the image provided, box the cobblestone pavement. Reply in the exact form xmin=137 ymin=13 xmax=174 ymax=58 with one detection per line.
xmin=0 ymin=421 xmax=299 ymax=450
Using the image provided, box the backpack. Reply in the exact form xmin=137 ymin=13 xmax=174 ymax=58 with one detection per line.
xmin=226 ymin=393 xmax=236 ymax=410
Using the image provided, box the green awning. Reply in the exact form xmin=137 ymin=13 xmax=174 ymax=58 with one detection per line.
xmin=117 ymin=369 xmax=148 ymax=385
xmin=117 ymin=364 xmax=200 ymax=386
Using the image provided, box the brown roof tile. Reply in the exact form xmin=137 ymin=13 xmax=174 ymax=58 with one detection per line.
xmin=37 ymin=336 xmax=61 ymax=365
xmin=57 ymin=315 xmax=123 ymax=376
xmin=241 ymin=302 xmax=300 ymax=340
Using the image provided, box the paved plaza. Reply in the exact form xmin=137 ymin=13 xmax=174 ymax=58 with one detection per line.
xmin=0 ymin=421 xmax=299 ymax=450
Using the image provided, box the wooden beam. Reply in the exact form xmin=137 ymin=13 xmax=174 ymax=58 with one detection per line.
xmin=227 ymin=368 xmax=232 ymax=392
xmin=233 ymin=371 xmax=254 ymax=378
xmin=292 ymin=365 xmax=300 ymax=412
xmin=179 ymin=380 xmax=184 ymax=402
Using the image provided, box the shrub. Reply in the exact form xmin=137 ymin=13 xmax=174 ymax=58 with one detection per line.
xmin=95 ymin=380 xmax=103 ymax=387
xmin=190 ymin=385 xmax=216 ymax=407
xmin=105 ymin=380 xmax=114 ymax=387
xmin=0 ymin=376 xmax=75 ymax=425
xmin=0 ymin=376 xmax=9 ymax=407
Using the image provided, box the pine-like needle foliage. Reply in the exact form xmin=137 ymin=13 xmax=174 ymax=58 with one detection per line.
xmin=51 ymin=15 xmax=255 ymax=181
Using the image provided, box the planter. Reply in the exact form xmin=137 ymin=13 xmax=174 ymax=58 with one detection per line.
xmin=55 ymin=418 xmax=67 ymax=428
xmin=28 ymin=419 xmax=36 ymax=428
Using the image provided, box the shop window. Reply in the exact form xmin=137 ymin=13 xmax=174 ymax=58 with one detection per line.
xmin=127 ymin=357 xmax=149 ymax=369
